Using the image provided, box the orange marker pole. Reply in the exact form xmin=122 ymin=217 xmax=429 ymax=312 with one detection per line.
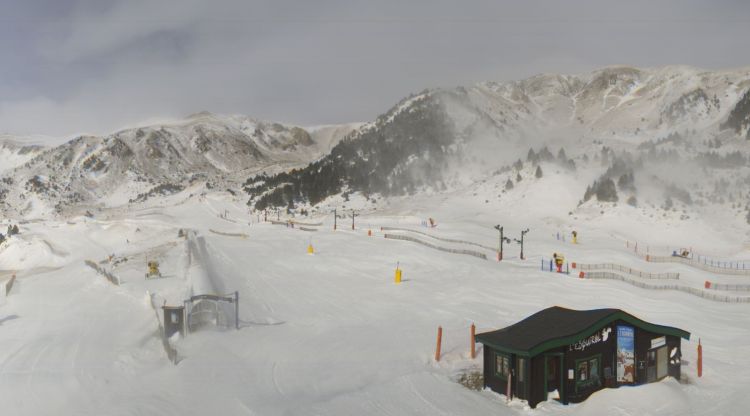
xmin=697 ymin=338 xmax=703 ymax=378
xmin=470 ymin=324 xmax=476 ymax=359
xmin=435 ymin=326 xmax=443 ymax=362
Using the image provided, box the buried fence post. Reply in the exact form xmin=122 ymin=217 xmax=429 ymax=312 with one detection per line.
xmin=470 ymin=323 xmax=476 ymax=359
xmin=506 ymin=372 xmax=512 ymax=402
xmin=435 ymin=326 xmax=443 ymax=362
xmin=235 ymin=291 xmax=239 ymax=330
xmin=698 ymin=338 xmax=703 ymax=378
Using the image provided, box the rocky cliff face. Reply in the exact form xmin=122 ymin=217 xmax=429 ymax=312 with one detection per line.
xmin=0 ymin=112 xmax=356 ymax=216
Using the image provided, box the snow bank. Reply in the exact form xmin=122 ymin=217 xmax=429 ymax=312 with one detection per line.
xmin=0 ymin=235 xmax=69 ymax=269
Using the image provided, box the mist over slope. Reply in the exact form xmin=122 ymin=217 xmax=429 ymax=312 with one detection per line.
xmin=1 ymin=65 xmax=750 ymax=231
xmin=245 ymin=66 xmax=750 ymax=230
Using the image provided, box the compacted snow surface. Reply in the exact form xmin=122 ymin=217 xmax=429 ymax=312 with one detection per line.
xmin=0 ymin=191 xmax=748 ymax=416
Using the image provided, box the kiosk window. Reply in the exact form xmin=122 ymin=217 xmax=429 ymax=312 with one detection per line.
xmin=495 ymin=353 xmax=510 ymax=378
xmin=656 ymin=346 xmax=668 ymax=379
xmin=575 ymin=355 xmax=602 ymax=392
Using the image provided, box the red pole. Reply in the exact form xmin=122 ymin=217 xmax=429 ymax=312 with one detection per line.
xmin=697 ymin=338 xmax=703 ymax=378
xmin=470 ymin=324 xmax=476 ymax=359
xmin=435 ymin=326 xmax=443 ymax=362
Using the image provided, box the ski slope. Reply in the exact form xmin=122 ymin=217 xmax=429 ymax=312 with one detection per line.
xmin=0 ymin=192 xmax=749 ymax=416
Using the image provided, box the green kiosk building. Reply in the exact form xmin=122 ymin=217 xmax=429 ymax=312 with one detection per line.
xmin=475 ymin=306 xmax=690 ymax=408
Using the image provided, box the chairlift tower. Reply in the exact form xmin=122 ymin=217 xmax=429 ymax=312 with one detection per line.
xmin=494 ymin=225 xmax=511 ymax=261
xmin=513 ymin=228 xmax=530 ymax=260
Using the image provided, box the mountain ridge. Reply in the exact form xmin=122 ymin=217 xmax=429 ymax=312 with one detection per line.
xmin=1 ymin=65 xmax=749 ymax=221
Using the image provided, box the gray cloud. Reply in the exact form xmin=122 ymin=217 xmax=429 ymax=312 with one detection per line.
xmin=1 ymin=0 xmax=749 ymax=137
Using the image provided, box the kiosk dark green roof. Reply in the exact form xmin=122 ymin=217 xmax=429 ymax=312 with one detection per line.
xmin=476 ymin=306 xmax=690 ymax=408
xmin=476 ymin=306 xmax=690 ymax=357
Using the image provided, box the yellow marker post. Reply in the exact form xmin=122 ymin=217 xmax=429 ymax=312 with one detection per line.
xmin=307 ymin=244 xmax=314 ymax=254
xmin=394 ymin=261 xmax=402 ymax=284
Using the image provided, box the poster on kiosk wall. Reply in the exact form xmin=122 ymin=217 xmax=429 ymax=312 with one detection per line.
xmin=616 ymin=326 xmax=635 ymax=383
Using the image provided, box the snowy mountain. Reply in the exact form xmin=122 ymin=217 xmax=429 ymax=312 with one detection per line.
xmin=2 ymin=65 xmax=750 ymax=223
xmin=0 ymin=136 xmax=47 ymax=173
xmin=246 ymin=66 xmax=750 ymax=230
xmin=0 ymin=112 xmax=358 ymax=217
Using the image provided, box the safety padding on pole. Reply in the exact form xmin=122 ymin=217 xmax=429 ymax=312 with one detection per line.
xmin=470 ymin=323 xmax=476 ymax=359
xmin=394 ymin=268 xmax=402 ymax=284
xmin=697 ymin=338 xmax=703 ymax=378
xmin=571 ymin=262 xmax=577 ymax=269
xmin=368 ymin=229 xmax=372 ymax=236
xmin=497 ymin=251 xmax=502 ymax=261
xmin=579 ymin=271 xmax=585 ymax=279
xmin=435 ymin=326 xmax=443 ymax=362
xmin=704 ymin=281 xmax=711 ymax=289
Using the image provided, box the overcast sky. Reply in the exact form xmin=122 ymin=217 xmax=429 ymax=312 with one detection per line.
xmin=1 ymin=0 xmax=749 ymax=137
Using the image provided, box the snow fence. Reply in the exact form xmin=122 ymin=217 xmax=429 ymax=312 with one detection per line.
xmin=646 ymin=255 xmax=750 ymax=276
xmin=208 ymin=229 xmax=248 ymax=238
xmin=380 ymin=226 xmax=495 ymax=252
xmin=582 ymin=271 xmax=750 ymax=303
xmin=383 ymin=233 xmax=487 ymax=260
xmin=704 ymin=282 xmax=750 ymax=291
xmin=84 ymin=260 xmax=120 ymax=285
xmin=5 ymin=274 xmax=15 ymax=296
xmin=576 ymin=263 xmax=679 ymax=280
xmin=0 ymin=273 xmax=16 ymax=304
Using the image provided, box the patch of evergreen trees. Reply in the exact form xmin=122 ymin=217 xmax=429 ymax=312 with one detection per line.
xmin=721 ymin=89 xmax=750 ymax=138
xmin=244 ymin=96 xmax=456 ymax=210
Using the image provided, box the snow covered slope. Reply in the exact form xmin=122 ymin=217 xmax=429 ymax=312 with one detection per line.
xmin=0 ymin=190 xmax=748 ymax=415
xmin=0 ymin=136 xmax=46 ymax=173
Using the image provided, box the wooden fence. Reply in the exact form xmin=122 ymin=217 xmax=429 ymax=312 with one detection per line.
xmin=381 ymin=226 xmax=495 ymax=252
xmin=646 ymin=255 xmax=750 ymax=276
xmin=383 ymin=233 xmax=487 ymax=260
xmin=705 ymin=282 xmax=750 ymax=291
xmin=84 ymin=260 xmax=120 ymax=285
xmin=208 ymin=229 xmax=248 ymax=238
xmin=576 ymin=263 xmax=679 ymax=280
xmin=583 ymin=271 xmax=750 ymax=303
